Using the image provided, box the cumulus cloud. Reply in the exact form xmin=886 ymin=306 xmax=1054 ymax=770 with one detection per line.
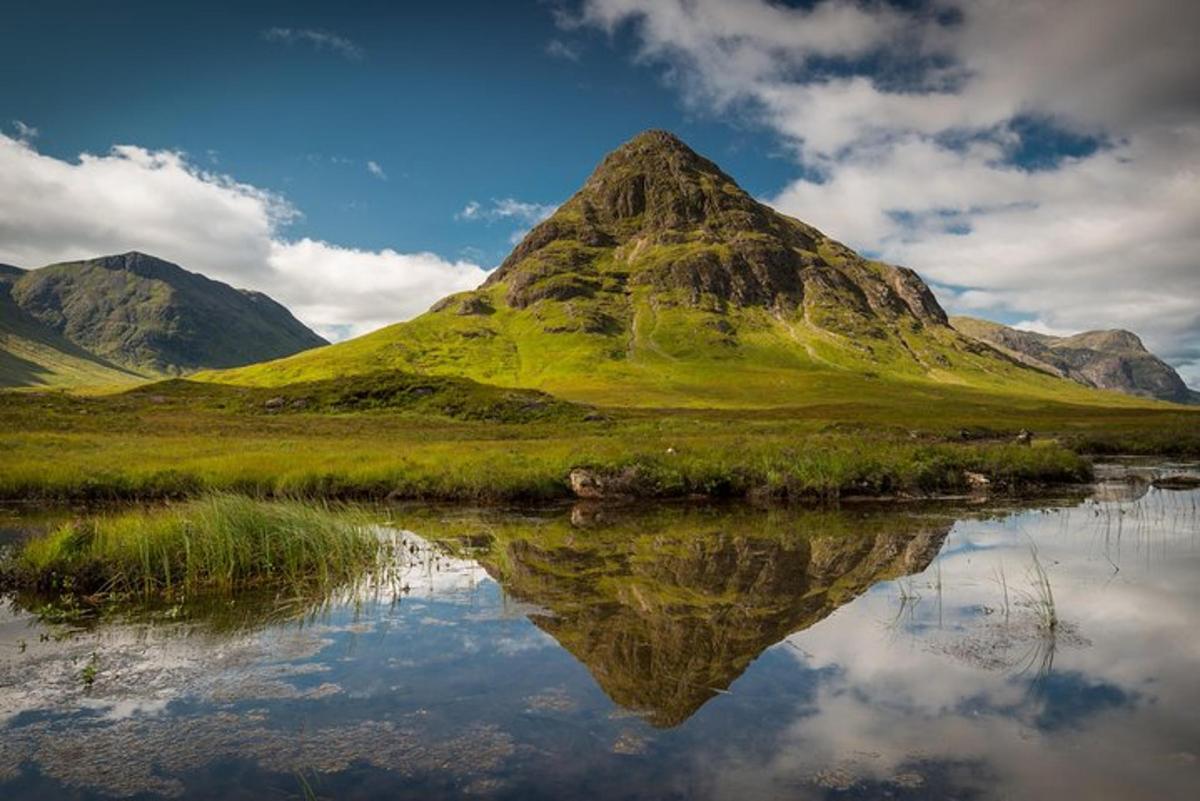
xmin=574 ymin=0 xmax=1200 ymax=385
xmin=266 ymin=239 xmax=486 ymax=339
xmin=0 ymin=134 xmax=487 ymax=340
xmin=262 ymin=27 xmax=364 ymax=61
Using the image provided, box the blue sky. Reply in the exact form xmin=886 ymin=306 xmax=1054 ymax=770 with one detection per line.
xmin=1 ymin=0 xmax=786 ymax=266
xmin=1 ymin=0 xmax=1197 ymax=383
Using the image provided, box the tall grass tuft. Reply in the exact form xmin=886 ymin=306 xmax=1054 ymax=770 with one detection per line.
xmin=8 ymin=494 xmax=382 ymax=598
xmin=1024 ymin=544 xmax=1057 ymax=633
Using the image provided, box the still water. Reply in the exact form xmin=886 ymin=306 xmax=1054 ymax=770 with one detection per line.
xmin=2 ymin=472 xmax=1198 ymax=799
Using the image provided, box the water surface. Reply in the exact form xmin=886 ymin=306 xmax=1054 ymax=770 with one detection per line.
xmin=2 ymin=474 xmax=1198 ymax=799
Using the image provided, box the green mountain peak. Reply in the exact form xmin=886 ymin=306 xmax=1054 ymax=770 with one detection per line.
xmin=209 ymin=131 xmax=1160 ymax=409
xmin=478 ymin=128 xmax=948 ymax=335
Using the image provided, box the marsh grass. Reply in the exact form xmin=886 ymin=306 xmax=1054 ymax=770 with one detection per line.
xmin=1024 ymin=544 xmax=1058 ymax=634
xmin=993 ymin=561 xmax=1011 ymax=623
xmin=2 ymin=372 xmax=1191 ymax=504
xmin=5 ymin=494 xmax=384 ymax=599
xmin=7 ymin=366 xmax=1190 ymax=501
xmin=0 ymin=429 xmax=1092 ymax=504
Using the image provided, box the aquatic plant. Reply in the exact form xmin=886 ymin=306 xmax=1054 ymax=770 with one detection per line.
xmin=4 ymin=494 xmax=384 ymax=599
xmin=1024 ymin=544 xmax=1058 ymax=634
xmin=80 ymin=652 xmax=99 ymax=687
xmin=992 ymin=560 xmax=1011 ymax=623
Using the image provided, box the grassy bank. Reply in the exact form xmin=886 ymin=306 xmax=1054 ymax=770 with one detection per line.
xmin=0 ymin=425 xmax=1090 ymax=503
xmin=1 ymin=378 xmax=1195 ymax=504
xmin=1 ymin=495 xmax=381 ymax=597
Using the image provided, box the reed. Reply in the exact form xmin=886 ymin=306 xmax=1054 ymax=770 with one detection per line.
xmin=1024 ymin=544 xmax=1058 ymax=633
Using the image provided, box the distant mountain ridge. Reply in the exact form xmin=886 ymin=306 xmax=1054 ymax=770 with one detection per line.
xmin=0 ymin=252 xmax=325 ymax=387
xmin=951 ymin=317 xmax=1196 ymax=404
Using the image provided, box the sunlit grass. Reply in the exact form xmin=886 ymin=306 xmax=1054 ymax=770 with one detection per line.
xmin=0 ymin=368 xmax=1193 ymax=504
xmin=0 ymin=428 xmax=1092 ymax=503
xmin=5 ymin=494 xmax=382 ymax=598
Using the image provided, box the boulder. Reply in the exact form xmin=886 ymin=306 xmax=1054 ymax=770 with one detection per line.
xmin=568 ymin=467 xmax=641 ymax=499
xmin=964 ymin=471 xmax=991 ymax=490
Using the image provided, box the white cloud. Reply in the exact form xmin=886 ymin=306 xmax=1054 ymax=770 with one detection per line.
xmin=457 ymin=197 xmax=557 ymax=224
xmin=0 ymin=134 xmax=487 ymax=340
xmin=267 ymin=239 xmax=486 ymax=339
xmin=575 ymin=0 xmax=1200 ymax=385
xmin=456 ymin=197 xmax=558 ymax=246
xmin=545 ymin=38 xmax=581 ymax=62
xmin=1011 ymin=319 xmax=1077 ymax=339
xmin=262 ymin=27 xmax=364 ymax=61
xmin=366 ymin=160 xmax=387 ymax=180
xmin=11 ymin=120 xmax=38 ymax=141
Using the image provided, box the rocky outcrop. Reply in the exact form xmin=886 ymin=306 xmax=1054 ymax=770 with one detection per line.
xmin=951 ymin=316 xmax=1195 ymax=403
xmin=480 ymin=130 xmax=951 ymax=335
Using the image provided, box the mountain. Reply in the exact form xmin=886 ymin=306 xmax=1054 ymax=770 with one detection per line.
xmin=952 ymin=317 xmax=1196 ymax=404
xmin=1 ymin=252 xmax=326 ymax=385
xmin=1 ymin=264 xmax=142 ymax=387
xmin=439 ymin=506 xmax=950 ymax=727
xmin=208 ymin=131 xmax=1151 ymax=409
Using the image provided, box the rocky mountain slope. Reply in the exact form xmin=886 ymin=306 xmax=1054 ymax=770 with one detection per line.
xmin=952 ymin=317 xmax=1196 ymax=403
xmin=1 ymin=252 xmax=325 ymax=386
xmin=208 ymin=131 xmax=1152 ymax=409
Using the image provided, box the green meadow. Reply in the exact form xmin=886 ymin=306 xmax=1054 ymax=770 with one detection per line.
xmin=1 ymin=371 xmax=1195 ymax=504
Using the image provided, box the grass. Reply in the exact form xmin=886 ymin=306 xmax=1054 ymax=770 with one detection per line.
xmin=2 ymin=494 xmax=383 ymax=598
xmin=1024 ymin=544 xmax=1058 ymax=634
xmin=0 ymin=365 xmax=1195 ymax=504
xmin=204 ymin=284 xmax=1167 ymax=411
xmin=0 ymin=425 xmax=1092 ymax=503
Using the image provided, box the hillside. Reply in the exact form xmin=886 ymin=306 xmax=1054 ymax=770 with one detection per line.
xmin=208 ymin=131 xmax=1155 ymax=410
xmin=952 ymin=317 xmax=1196 ymax=404
xmin=0 ymin=265 xmax=142 ymax=387
xmin=1 ymin=252 xmax=326 ymax=385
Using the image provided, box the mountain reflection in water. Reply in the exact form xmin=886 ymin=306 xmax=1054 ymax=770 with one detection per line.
xmin=1 ymin=482 xmax=1198 ymax=800
xmin=439 ymin=505 xmax=950 ymax=727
